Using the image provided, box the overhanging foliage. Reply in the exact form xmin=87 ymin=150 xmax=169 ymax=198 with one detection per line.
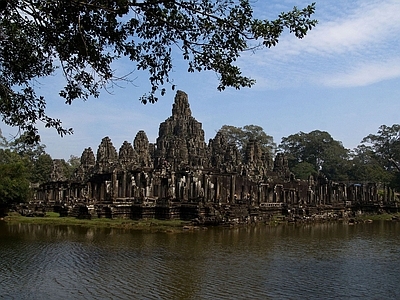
xmin=0 ymin=0 xmax=317 ymax=142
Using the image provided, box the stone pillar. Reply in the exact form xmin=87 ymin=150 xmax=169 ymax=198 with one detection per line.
xmin=88 ymin=183 xmax=93 ymax=201
xmin=101 ymin=182 xmax=106 ymax=201
xmin=57 ymin=185 xmax=62 ymax=202
xmin=158 ymin=181 xmax=163 ymax=199
xmin=112 ymin=170 xmax=118 ymax=200
xmin=203 ymin=174 xmax=208 ymax=202
xmin=230 ymin=175 xmax=235 ymax=204
xmin=121 ymin=172 xmax=126 ymax=198
xmin=216 ymin=178 xmax=220 ymax=203
xmin=185 ymin=174 xmax=190 ymax=201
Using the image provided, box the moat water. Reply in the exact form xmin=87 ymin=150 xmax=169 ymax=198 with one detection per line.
xmin=1 ymin=220 xmax=400 ymax=300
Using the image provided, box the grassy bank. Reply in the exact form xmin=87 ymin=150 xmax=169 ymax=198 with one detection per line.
xmin=3 ymin=211 xmax=399 ymax=232
xmin=354 ymin=212 xmax=400 ymax=221
xmin=3 ymin=212 xmax=190 ymax=232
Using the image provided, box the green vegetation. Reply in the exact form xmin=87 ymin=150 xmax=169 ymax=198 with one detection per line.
xmin=0 ymin=149 xmax=31 ymax=205
xmin=354 ymin=212 xmax=400 ymax=222
xmin=279 ymin=130 xmax=349 ymax=181
xmin=3 ymin=210 xmax=400 ymax=231
xmin=4 ymin=212 xmax=187 ymax=232
xmin=272 ymin=125 xmax=400 ymax=185
xmin=218 ymin=124 xmax=276 ymax=158
xmin=355 ymin=124 xmax=400 ymax=189
xmin=0 ymin=131 xmax=80 ymax=207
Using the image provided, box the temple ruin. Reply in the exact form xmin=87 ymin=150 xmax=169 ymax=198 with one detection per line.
xmin=35 ymin=91 xmax=398 ymax=223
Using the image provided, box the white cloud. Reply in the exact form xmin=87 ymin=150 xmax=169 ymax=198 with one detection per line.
xmin=275 ymin=0 xmax=400 ymax=58
xmin=240 ymin=0 xmax=400 ymax=89
xmin=320 ymin=58 xmax=400 ymax=87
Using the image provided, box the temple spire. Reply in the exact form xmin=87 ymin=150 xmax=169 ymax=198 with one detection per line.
xmin=172 ymin=90 xmax=191 ymax=119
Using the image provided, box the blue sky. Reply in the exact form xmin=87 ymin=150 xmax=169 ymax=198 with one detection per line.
xmin=2 ymin=0 xmax=400 ymax=160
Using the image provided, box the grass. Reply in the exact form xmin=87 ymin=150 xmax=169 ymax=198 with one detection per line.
xmin=354 ymin=212 xmax=400 ymax=221
xmin=3 ymin=212 xmax=189 ymax=232
xmin=4 ymin=211 xmax=399 ymax=231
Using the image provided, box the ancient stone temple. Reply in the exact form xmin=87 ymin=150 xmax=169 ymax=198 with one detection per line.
xmin=35 ymin=91 xmax=395 ymax=222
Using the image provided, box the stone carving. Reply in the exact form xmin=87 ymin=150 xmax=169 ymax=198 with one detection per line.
xmin=156 ymin=90 xmax=208 ymax=171
xmin=81 ymin=147 xmax=96 ymax=169
xmin=209 ymin=131 xmax=241 ymax=172
xmin=74 ymin=147 xmax=96 ymax=181
xmin=244 ymin=139 xmax=263 ymax=178
xmin=172 ymin=90 xmax=192 ymax=118
xmin=119 ymin=141 xmax=137 ymax=170
xmin=273 ymin=152 xmax=291 ymax=180
xmin=50 ymin=159 xmax=67 ymax=182
xmin=96 ymin=136 xmax=118 ymax=174
xmin=134 ymin=130 xmax=152 ymax=168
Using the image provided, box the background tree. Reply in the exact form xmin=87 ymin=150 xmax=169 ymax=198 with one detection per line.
xmin=31 ymin=153 xmax=53 ymax=184
xmin=352 ymin=124 xmax=400 ymax=188
xmin=0 ymin=129 xmax=6 ymax=147
xmin=279 ymin=130 xmax=350 ymax=181
xmin=1 ymin=131 xmax=55 ymax=184
xmin=290 ymin=162 xmax=317 ymax=180
xmin=348 ymin=144 xmax=392 ymax=183
xmin=360 ymin=124 xmax=400 ymax=172
xmin=66 ymin=155 xmax=81 ymax=179
xmin=0 ymin=1 xmax=317 ymax=142
xmin=8 ymin=134 xmax=47 ymax=162
xmin=219 ymin=124 xmax=276 ymax=158
xmin=0 ymin=148 xmax=31 ymax=205
xmin=7 ymin=133 xmax=53 ymax=183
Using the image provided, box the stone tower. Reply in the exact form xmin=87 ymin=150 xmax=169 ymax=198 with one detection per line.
xmin=95 ymin=136 xmax=118 ymax=173
xmin=133 ymin=130 xmax=152 ymax=168
xmin=155 ymin=90 xmax=208 ymax=170
xmin=119 ymin=141 xmax=138 ymax=170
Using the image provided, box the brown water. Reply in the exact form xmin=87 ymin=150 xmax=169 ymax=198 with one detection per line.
xmin=1 ymin=221 xmax=400 ymax=299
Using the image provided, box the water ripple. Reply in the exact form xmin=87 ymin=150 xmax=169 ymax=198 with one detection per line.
xmin=1 ymin=222 xmax=400 ymax=299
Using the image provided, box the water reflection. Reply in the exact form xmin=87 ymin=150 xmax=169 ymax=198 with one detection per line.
xmin=1 ymin=221 xmax=400 ymax=299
